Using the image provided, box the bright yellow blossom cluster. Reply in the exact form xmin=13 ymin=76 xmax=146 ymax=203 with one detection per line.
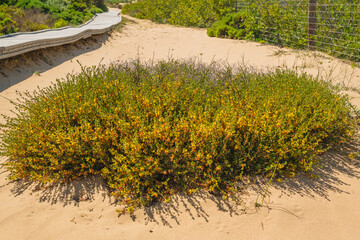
xmin=1 ymin=60 xmax=356 ymax=212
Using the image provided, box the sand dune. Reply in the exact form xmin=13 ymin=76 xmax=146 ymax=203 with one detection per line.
xmin=1 ymin=16 xmax=360 ymax=240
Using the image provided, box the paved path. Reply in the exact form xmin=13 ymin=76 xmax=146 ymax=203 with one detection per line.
xmin=0 ymin=9 xmax=122 ymax=60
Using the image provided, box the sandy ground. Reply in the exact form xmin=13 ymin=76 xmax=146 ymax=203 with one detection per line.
xmin=1 ymin=16 xmax=360 ymax=240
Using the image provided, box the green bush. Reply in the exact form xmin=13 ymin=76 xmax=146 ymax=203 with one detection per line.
xmin=54 ymin=1 xmax=104 ymax=25
xmin=0 ymin=5 xmax=56 ymax=34
xmin=122 ymin=0 xmax=235 ymax=28
xmin=0 ymin=5 xmax=23 ymax=35
xmin=105 ymin=0 xmax=133 ymax=7
xmin=16 ymin=0 xmax=50 ymax=12
xmin=231 ymin=0 xmax=360 ymax=62
xmin=0 ymin=0 xmax=107 ymax=34
xmin=45 ymin=0 xmax=71 ymax=11
xmin=208 ymin=1 xmax=308 ymax=48
xmin=0 ymin=17 xmax=18 ymax=34
xmin=22 ymin=19 xmax=49 ymax=31
xmin=53 ymin=18 xmax=67 ymax=28
xmin=1 ymin=60 xmax=356 ymax=211
xmin=207 ymin=11 xmax=250 ymax=39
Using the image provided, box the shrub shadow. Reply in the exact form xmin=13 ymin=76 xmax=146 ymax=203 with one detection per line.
xmin=9 ymin=175 xmax=113 ymax=207
xmin=6 ymin=137 xmax=360 ymax=227
xmin=138 ymin=190 xmax=250 ymax=228
xmin=7 ymin=171 xmax=252 ymax=227
xmin=254 ymin=138 xmax=360 ymax=201
xmin=137 ymin=138 xmax=360 ymax=226
xmin=4 ymin=138 xmax=360 ymax=226
xmin=5 ymin=137 xmax=360 ymax=227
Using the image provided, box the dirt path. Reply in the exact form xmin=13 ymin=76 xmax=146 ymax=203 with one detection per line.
xmin=0 ymin=16 xmax=360 ymax=240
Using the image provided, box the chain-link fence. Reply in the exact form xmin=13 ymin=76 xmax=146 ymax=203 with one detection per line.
xmin=235 ymin=0 xmax=360 ymax=62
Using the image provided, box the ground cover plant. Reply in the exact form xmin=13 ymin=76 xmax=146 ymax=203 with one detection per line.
xmin=0 ymin=0 xmax=107 ymax=35
xmin=0 ymin=60 xmax=357 ymax=212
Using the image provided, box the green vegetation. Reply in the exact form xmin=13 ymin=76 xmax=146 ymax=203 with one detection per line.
xmin=105 ymin=0 xmax=133 ymax=8
xmin=122 ymin=0 xmax=235 ymax=28
xmin=123 ymin=0 xmax=360 ymax=62
xmin=209 ymin=0 xmax=360 ymax=62
xmin=208 ymin=1 xmax=309 ymax=46
xmin=207 ymin=11 xmax=250 ymax=39
xmin=0 ymin=0 xmax=108 ymax=35
xmin=1 ymin=60 xmax=356 ymax=211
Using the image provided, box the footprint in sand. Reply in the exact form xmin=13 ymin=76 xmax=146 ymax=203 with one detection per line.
xmin=71 ymin=212 xmax=95 ymax=225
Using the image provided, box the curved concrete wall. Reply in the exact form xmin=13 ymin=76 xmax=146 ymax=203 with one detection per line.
xmin=0 ymin=9 xmax=122 ymax=60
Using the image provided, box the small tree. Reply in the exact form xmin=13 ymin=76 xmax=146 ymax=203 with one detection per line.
xmin=95 ymin=0 xmax=107 ymax=12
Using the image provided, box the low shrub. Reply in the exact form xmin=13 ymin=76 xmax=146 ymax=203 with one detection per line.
xmin=0 ymin=5 xmax=23 ymax=35
xmin=122 ymin=0 xmax=235 ymax=28
xmin=53 ymin=18 xmax=67 ymax=28
xmin=0 ymin=6 xmax=56 ymax=34
xmin=207 ymin=11 xmax=251 ymax=39
xmin=208 ymin=1 xmax=308 ymax=48
xmin=105 ymin=0 xmax=133 ymax=8
xmin=14 ymin=8 xmax=55 ymax=32
xmin=22 ymin=20 xmax=49 ymax=31
xmin=44 ymin=0 xmax=71 ymax=12
xmin=1 ymin=60 xmax=356 ymax=210
xmin=231 ymin=0 xmax=360 ymax=62
xmin=54 ymin=2 xmax=103 ymax=25
xmin=16 ymin=0 xmax=50 ymax=13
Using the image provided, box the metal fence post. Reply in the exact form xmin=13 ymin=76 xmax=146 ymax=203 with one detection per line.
xmin=308 ymin=0 xmax=317 ymax=50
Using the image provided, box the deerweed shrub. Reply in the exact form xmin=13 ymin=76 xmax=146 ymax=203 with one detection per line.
xmin=1 ymin=60 xmax=356 ymax=210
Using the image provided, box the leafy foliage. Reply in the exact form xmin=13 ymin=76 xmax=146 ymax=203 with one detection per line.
xmin=0 ymin=5 xmax=22 ymax=34
xmin=56 ymin=1 xmax=103 ymax=25
xmin=122 ymin=0 xmax=235 ymax=28
xmin=105 ymin=0 xmax=133 ymax=8
xmin=213 ymin=0 xmax=360 ymax=62
xmin=53 ymin=18 xmax=67 ymax=28
xmin=122 ymin=0 xmax=360 ymax=62
xmin=1 ymin=60 xmax=356 ymax=210
xmin=207 ymin=11 xmax=250 ymax=39
xmin=0 ymin=0 xmax=107 ymax=35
